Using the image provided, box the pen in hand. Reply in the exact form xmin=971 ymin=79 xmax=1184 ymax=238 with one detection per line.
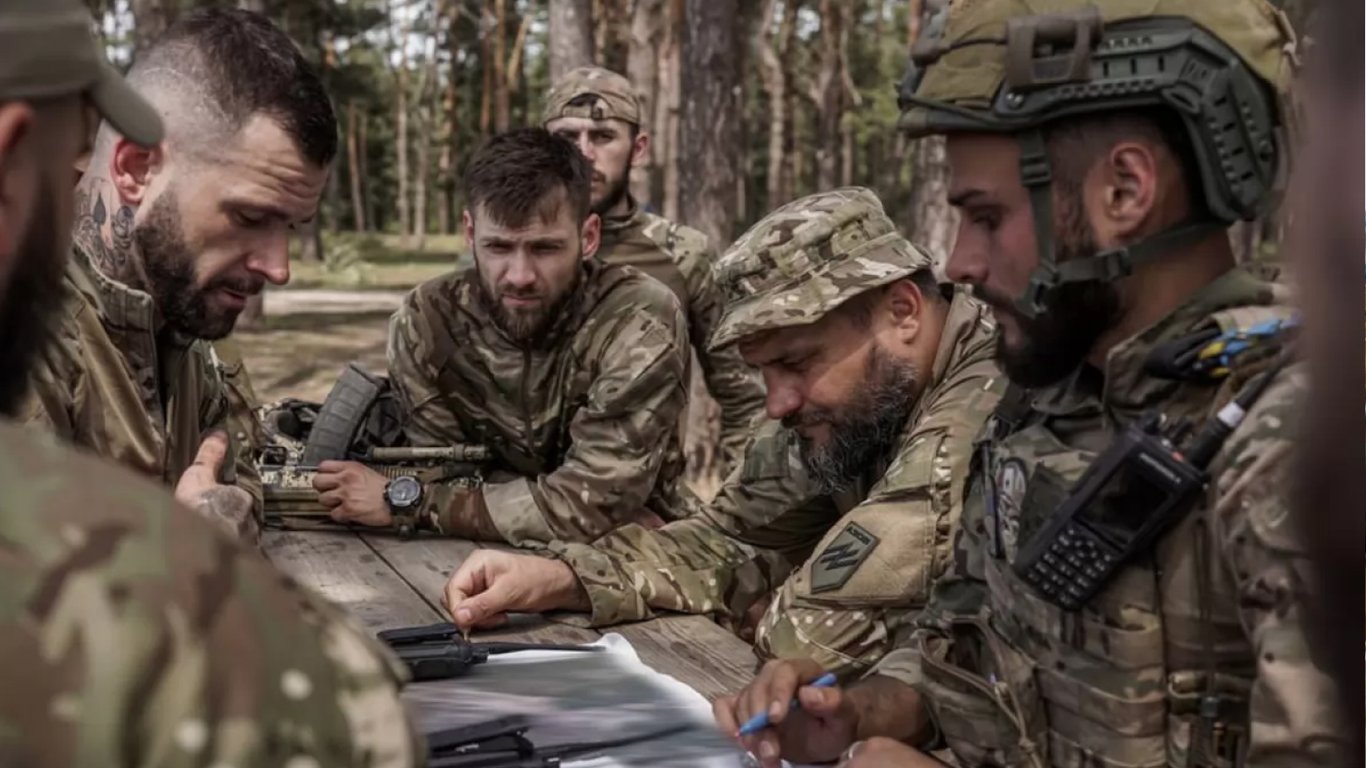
xmin=736 ymin=672 xmax=839 ymax=736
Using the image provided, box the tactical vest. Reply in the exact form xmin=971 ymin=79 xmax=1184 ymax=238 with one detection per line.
xmin=913 ymin=302 xmax=1296 ymax=768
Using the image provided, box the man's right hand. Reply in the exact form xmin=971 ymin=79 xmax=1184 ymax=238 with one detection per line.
xmin=712 ymin=658 xmax=861 ymax=768
xmin=441 ymin=550 xmax=590 ymax=630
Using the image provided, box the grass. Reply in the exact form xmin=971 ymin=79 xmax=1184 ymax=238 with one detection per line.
xmin=286 ymin=231 xmax=470 ymax=290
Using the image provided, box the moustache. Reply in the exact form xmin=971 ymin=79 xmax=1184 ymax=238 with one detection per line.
xmin=208 ymin=276 xmax=265 ymax=296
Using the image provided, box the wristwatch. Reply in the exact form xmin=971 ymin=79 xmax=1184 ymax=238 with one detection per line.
xmin=385 ymin=475 xmax=424 ymax=536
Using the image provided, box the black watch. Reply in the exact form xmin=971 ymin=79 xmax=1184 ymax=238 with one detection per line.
xmin=384 ymin=475 xmax=424 ymax=513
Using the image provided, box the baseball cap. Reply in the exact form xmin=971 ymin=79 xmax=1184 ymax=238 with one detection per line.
xmin=542 ymin=66 xmax=643 ymax=126
xmin=0 ymin=0 xmax=162 ymax=146
xmin=709 ymin=187 xmax=935 ymax=351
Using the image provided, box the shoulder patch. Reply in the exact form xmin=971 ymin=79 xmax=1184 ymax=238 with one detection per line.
xmin=810 ymin=522 xmax=880 ymax=594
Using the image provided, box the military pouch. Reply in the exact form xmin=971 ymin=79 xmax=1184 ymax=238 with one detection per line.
xmin=1165 ymin=671 xmax=1251 ymax=768
xmin=917 ymin=615 xmax=1047 ymax=768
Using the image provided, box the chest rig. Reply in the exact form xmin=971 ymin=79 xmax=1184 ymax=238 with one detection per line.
xmin=928 ymin=311 xmax=1296 ymax=768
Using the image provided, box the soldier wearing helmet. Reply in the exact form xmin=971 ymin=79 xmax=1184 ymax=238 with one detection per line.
xmin=714 ymin=2 xmax=1344 ymax=767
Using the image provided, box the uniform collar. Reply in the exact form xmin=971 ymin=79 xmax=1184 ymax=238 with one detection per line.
xmin=598 ymin=196 xmax=644 ymax=242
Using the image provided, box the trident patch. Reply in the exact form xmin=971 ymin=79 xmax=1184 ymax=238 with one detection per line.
xmin=810 ymin=522 xmax=880 ymax=594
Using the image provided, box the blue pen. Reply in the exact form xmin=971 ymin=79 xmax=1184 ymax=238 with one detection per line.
xmin=736 ymin=672 xmax=839 ymax=736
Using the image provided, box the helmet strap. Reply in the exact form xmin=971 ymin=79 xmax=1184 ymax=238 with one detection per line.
xmin=1013 ymin=129 xmax=1225 ymax=318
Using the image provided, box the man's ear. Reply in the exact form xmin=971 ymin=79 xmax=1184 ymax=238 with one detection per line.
xmin=1099 ymin=140 xmax=1160 ymax=241
xmin=462 ymin=208 xmax=476 ymax=250
xmin=884 ymin=278 xmax=924 ymax=345
xmin=580 ymin=212 xmax=601 ymax=261
xmin=0 ymin=102 xmax=36 ymax=268
xmin=629 ymin=129 xmax=650 ymax=169
xmin=110 ymin=136 xmax=162 ymax=206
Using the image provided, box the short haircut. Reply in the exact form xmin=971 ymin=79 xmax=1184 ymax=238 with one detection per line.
xmin=844 ymin=268 xmax=945 ymax=329
xmin=463 ymin=128 xmax=593 ymax=228
xmin=107 ymin=8 xmax=337 ymax=167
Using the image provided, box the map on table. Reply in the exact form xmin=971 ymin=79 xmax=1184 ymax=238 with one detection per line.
xmin=402 ymin=633 xmax=752 ymax=767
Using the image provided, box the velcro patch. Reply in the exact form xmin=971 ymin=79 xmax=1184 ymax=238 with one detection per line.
xmin=810 ymin=522 xmax=880 ymax=594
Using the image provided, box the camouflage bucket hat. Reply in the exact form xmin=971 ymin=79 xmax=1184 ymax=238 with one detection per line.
xmin=542 ymin=66 xmax=643 ymax=126
xmin=709 ymin=187 xmax=934 ymax=351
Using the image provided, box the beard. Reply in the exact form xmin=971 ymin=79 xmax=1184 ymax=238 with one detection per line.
xmin=137 ymin=189 xmax=263 ymax=340
xmin=0 ymin=176 xmax=69 ymax=416
xmin=474 ymin=255 xmax=583 ymax=345
xmin=978 ymin=201 xmax=1120 ymax=388
xmin=786 ymin=344 xmax=921 ymax=495
xmin=590 ymin=155 xmax=632 ymax=216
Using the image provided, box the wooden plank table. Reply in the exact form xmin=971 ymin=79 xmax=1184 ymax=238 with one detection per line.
xmin=263 ymin=527 xmax=759 ymax=701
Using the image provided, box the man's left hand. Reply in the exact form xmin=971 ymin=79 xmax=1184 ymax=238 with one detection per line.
xmin=314 ymin=460 xmax=392 ymax=527
xmin=836 ymin=737 xmax=942 ymax=768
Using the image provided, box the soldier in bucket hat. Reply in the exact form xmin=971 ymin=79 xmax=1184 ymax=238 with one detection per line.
xmin=439 ymin=187 xmax=1004 ymax=682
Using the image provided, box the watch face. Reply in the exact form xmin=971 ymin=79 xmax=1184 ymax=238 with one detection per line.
xmin=387 ymin=475 xmax=423 ymax=508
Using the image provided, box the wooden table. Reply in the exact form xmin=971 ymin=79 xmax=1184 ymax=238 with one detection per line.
xmin=262 ymin=528 xmax=759 ymax=701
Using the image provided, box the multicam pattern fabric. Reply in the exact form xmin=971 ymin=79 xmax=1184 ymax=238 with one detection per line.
xmin=0 ymin=418 xmax=420 ymax=768
xmin=387 ymin=260 xmax=689 ymax=547
xmin=597 ymin=201 xmax=766 ymax=472
xmin=547 ymin=288 xmax=1003 ymax=679
xmin=21 ymin=246 xmax=262 ymax=515
xmin=871 ymin=268 xmax=1347 ymax=767
xmin=709 ymin=187 xmax=936 ymax=350
xmin=541 ymin=66 xmax=643 ymax=125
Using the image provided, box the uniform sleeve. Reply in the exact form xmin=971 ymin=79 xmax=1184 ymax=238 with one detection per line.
xmin=480 ymin=299 xmax=691 ymax=545
xmin=0 ymin=443 xmax=422 ymax=768
xmin=387 ymin=294 xmax=470 ymax=445
xmin=757 ymin=353 xmax=1002 ymax=681
xmin=208 ymin=341 xmax=265 ymax=517
xmin=1209 ymin=368 xmax=1348 ymax=765
xmin=546 ymin=422 xmax=836 ymax=625
xmin=675 ymin=230 xmax=767 ymax=469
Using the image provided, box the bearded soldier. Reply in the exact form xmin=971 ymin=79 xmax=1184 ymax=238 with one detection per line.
xmin=715 ymin=2 xmax=1344 ymax=767
xmin=439 ymin=187 xmax=1003 ymax=680
xmin=543 ymin=66 xmax=766 ymax=472
xmin=314 ymin=128 xmax=691 ymax=546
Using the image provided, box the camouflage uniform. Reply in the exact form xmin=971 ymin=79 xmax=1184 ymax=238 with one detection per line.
xmin=22 ymin=246 xmax=262 ymax=514
xmin=0 ymin=418 xmax=421 ymax=767
xmin=545 ymin=188 xmax=1004 ymax=679
xmin=544 ymin=66 xmax=767 ymax=470
xmin=388 ymin=260 xmax=690 ymax=546
xmin=867 ymin=1 xmax=1345 ymax=765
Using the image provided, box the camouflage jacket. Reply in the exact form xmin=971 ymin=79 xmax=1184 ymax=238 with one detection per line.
xmin=0 ymin=418 xmax=421 ymax=768
xmin=388 ymin=260 xmax=689 ymax=546
xmin=872 ymin=268 xmax=1344 ymax=767
xmin=598 ymin=201 xmax=766 ymax=469
xmin=19 ymin=246 xmax=262 ymax=516
xmin=548 ymin=290 xmax=1002 ymax=679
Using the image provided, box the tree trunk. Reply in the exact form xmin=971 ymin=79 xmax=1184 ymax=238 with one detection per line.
xmin=679 ymin=0 xmax=740 ymax=247
xmin=347 ymin=101 xmax=367 ymax=231
xmin=660 ymin=0 xmax=684 ymax=220
xmin=757 ymin=0 xmax=785 ymax=210
xmin=131 ymin=0 xmax=174 ymax=56
xmin=394 ymin=8 xmax=413 ymax=243
xmin=493 ymin=0 xmax=510 ymax=132
xmin=438 ymin=10 xmax=459 ymax=235
xmin=550 ymin=0 xmax=595 ymax=81
xmin=627 ymin=0 xmax=665 ymax=204
xmin=902 ymin=0 xmax=956 ymax=263
xmin=480 ymin=1 xmax=493 ymax=138
xmin=806 ymin=0 xmax=845 ymax=191
xmin=359 ymin=110 xmax=376 ymax=232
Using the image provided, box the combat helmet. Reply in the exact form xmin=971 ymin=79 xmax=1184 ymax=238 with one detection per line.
xmin=897 ymin=0 xmax=1299 ymax=317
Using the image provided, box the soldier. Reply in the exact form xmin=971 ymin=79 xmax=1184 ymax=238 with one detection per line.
xmin=21 ymin=8 xmax=337 ymax=544
xmin=713 ymin=2 xmax=1345 ymax=767
xmin=313 ymin=128 xmax=690 ymax=546
xmin=438 ymin=187 xmax=1003 ymax=680
xmin=0 ymin=1 xmax=420 ymax=764
xmin=543 ymin=66 xmax=766 ymax=472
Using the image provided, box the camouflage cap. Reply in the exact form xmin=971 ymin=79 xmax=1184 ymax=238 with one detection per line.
xmin=0 ymin=0 xmax=162 ymax=146
xmin=542 ymin=66 xmax=643 ymax=126
xmin=709 ymin=187 xmax=934 ymax=351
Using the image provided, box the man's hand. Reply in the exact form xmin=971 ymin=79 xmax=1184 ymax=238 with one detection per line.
xmin=313 ymin=461 xmax=391 ymax=527
xmin=175 ymin=431 xmax=259 ymax=545
xmin=712 ymin=658 xmax=860 ymax=768
xmin=441 ymin=550 xmax=590 ymax=630
xmin=835 ymin=737 xmax=942 ymax=768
